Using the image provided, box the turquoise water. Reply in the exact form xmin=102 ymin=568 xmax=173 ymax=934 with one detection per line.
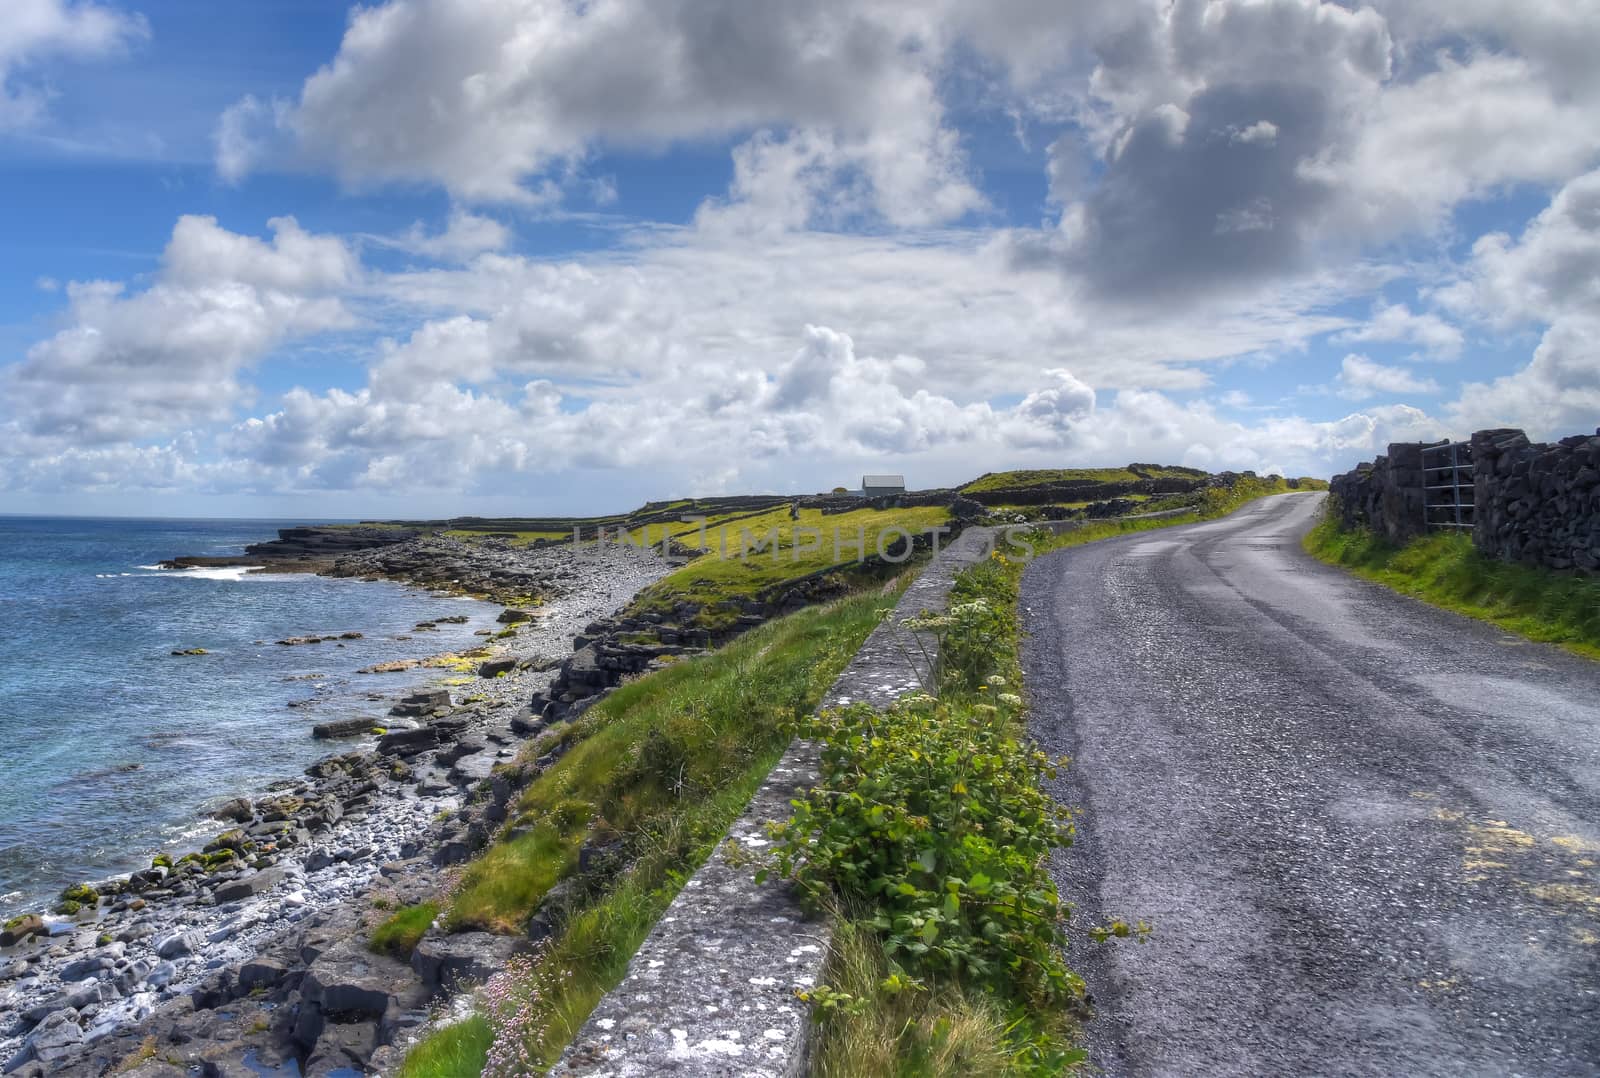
xmin=0 ymin=516 xmax=499 ymax=917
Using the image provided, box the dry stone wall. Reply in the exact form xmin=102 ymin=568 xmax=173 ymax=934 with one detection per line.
xmin=1470 ymin=428 xmax=1600 ymax=571
xmin=1329 ymin=427 xmax=1600 ymax=572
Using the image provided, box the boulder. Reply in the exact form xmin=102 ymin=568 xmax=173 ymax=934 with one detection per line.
xmin=311 ymin=717 xmax=377 ymax=739
xmin=302 ymin=938 xmax=410 ymax=1017
xmin=14 ymin=1009 xmax=83 ymax=1071
xmin=409 ymin=931 xmax=520 ymax=992
xmin=156 ymin=931 xmax=200 ymax=960
xmin=212 ymin=797 xmax=254 ymax=823
xmin=238 ymin=957 xmax=290 ymax=993
xmin=304 ymin=1020 xmax=380 ymax=1078
xmin=58 ymin=954 xmax=114 ymax=982
xmin=376 ymin=727 xmax=438 ymax=757
xmin=477 ymin=658 xmax=516 ymax=678
xmin=435 ymin=739 xmax=486 ymax=767
xmin=144 ymin=960 xmax=179 ymax=990
xmin=497 ymin=608 xmax=536 ymax=624
xmin=213 ymin=866 xmax=285 ymax=903
xmin=1 ymin=913 xmax=45 ymax=946
xmin=388 ymin=689 xmax=451 ymax=718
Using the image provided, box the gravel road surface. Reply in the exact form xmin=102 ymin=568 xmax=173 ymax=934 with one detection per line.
xmin=1022 ymin=492 xmax=1600 ymax=1077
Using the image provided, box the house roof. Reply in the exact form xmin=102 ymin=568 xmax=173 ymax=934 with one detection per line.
xmin=862 ymin=474 xmax=906 ymax=487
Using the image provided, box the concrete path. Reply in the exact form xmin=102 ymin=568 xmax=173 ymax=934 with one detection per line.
xmin=1022 ymin=492 xmax=1600 ymax=1077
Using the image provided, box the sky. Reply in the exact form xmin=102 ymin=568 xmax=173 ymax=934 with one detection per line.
xmin=1 ymin=0 xmax=1597 ymax=518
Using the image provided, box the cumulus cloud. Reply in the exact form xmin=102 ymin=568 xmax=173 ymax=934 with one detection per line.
xmin=370 ymin=208 xmax=511 ymax=263
xmin=1335 ymin=353 xmax=1441 ymax=399
xmin=0 ymin=0 xmax=146 ymax=129
xmin=1336 ymin=301 xmax=1463 ymax=359
xmin=1433 ymin=168 xmax=1600 ymax=439
xmin=4 ymin=216 xmax=356 ymax=444
xmin=1448 ymin=316 xmax=1600 ymax=438
xmin=1436 ymin=168 xmax=1600 ymax=327
xmin=217 ymin=0 xmax=979 ymax=226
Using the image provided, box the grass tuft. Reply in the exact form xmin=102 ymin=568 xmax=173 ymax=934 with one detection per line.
xmin=396 ymin=1014 xmax=493 ymax=1078
xmin=369 ymin=901 xmax=439 ymax=959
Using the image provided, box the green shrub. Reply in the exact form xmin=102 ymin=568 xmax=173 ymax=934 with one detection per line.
xmin=767 ymin=693 xmax=1077 ymax=1007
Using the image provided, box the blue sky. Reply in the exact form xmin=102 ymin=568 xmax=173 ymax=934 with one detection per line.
xmin=1 ymin=0 xmax=1597 ymax=517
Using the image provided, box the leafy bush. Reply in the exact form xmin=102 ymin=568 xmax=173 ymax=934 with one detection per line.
xmin=767 ymin=693 xmax=1077 ymax=1006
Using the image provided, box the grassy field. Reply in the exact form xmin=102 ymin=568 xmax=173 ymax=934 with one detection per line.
xmin=960 ymin=464 xmax=1208 ymax=494
xmin=626 ymin=503 xmax=953 ymax=626
xmin=1303 ymin=515 xmax=1600 ymax=660
xmin=395 ymin=586 xmax=904 ymax=1077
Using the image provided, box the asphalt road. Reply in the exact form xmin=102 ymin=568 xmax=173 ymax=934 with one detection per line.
xmin=1021 ymin=492 xmax=1600 ymax=1077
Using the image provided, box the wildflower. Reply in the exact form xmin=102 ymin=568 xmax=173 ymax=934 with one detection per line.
xmin=997 ymin=693 xmax=1024 ymax=708
xmin=985 ymin=674 xmax=1008 ymax=688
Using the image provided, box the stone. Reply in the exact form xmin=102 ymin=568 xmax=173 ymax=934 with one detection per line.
xmin=376 ymin=727 xmax=438 ymax=756
xmin=238 ymin=957 xmax=289 ymax=993
xmin=0 ymin=913 xmax=45 ymax=946
xmin=58 ymin=954 xmax=114 ymax=982
xmin=409 ymin=931 xmax=520 ymax=992
xmin=497 ymin=608 xmax=536 ymax=623
xmin=301 ymin=938 xmax=409 ymax=1019
xmin=478 ymin=657 xmax=517 ymax=678
xmin=435 ymin=739 xmax=486 ymax=767
xmin=17 ymin=1009 xmax=83 ymax=1069
xmin=156 ymin=931 xmax=199 ymax=959
xmin=304 ymin=1020 xmax=380 ymax=1077
xmin=311 ymin=717 xmax=378 ymax=739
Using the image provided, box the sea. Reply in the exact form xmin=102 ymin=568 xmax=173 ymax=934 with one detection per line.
xmin=0 ymin=515 xmax=502 ymax=919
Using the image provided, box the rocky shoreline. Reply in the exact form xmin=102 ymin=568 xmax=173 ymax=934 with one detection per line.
xmin=0 ymin=538 xmax=674 ymax=1076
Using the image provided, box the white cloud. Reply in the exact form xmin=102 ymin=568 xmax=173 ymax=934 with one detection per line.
xmin=371 ymin=208 xmax=511 ymax=263
xmin=1436 ymin=167 xmax=1600 ymax=327
xmin=5 ymin=216 xmax=356 ymax=444
xmin=1448 ymin=316 xmax=1600 ymax=438
xmin=1337 ymin=301 xmax=1463 ymax=359
xmin=1335 ymin=353 xmax=1441 ymax=399
xmin=0 ymin=0 xmax=146 ymax=130
xmin=218 ymin=0 xmax=979 ymax=227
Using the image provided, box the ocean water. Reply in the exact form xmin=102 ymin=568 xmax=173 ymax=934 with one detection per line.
xmin=0 ymin=516 xmax=502 ymax=917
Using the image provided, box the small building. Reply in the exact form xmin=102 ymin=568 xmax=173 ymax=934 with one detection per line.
xmin=861 ymin=474 xmax=906 ymax=498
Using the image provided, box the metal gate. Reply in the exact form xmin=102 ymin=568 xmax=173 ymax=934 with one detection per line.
xmin=1421 ymin=440 xmax=1474 ymax=529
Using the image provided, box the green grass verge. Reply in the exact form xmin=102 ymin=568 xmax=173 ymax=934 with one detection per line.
xmin=1303 ymin=514 xmax=1600 ymax=660
xmin=369 ymin=901 xmax=439 ymax=959
xmin=399 ymin=585 xmax=904 ymax=1076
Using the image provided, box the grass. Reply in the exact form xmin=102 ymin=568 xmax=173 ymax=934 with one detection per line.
xmin=397 ymin=1015 xmax=493 ymax=1078
xmin=811 ymin=919 xmax=1073 ymax=1078
xmin=444 ymin=528 xmax=576 ymax=546
xmin=446 ymin=826 xmax=580 ymax=933
xmin=1303 ymin=514 xmax=1600 ymax=660
xmin=369 ymin=901 xmax=440 ymax=959
xmin=961 ymin=467 xmax=1145 ymax=493
xmin=399 ymin=586 xmax=904 ymax=1076
xmin=627 ymin=504 xmax=952 ymax=626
